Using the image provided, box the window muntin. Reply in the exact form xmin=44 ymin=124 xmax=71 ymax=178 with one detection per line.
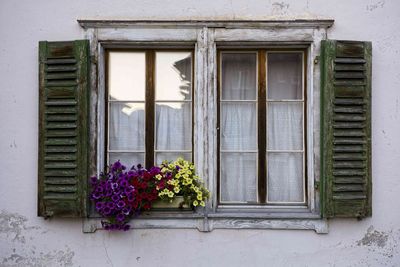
xmin=218 ymin=49 xmax=306 ymax=206
xmin=106 ymin=50 xmax=193 ymax=168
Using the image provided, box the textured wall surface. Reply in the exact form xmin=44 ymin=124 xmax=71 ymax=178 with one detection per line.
xmin=1 ymin=0 xmax=400 ymax=266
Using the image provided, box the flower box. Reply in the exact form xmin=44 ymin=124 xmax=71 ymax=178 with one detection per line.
xmin=151 ymin=196 xmax=191 ymax=210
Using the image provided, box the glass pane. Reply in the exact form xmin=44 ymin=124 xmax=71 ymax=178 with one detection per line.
xmin=267 ymin=152 xmax=304 ymax=202
xmin=155 ymin=52 xmax=192 ymax=101
xmin=155 ymin=102 xmax=192 ymax=150
xmin=109 ymin=102 xmax=145 ymax=150
xmin=109 ymin=152 xmax=145 ymax=169
xmin=221 ymin=102 xmax=257 ymax=150
xmin=267 ymin=53 xmax=302 ymax=100
xmin=267 ymin=102 xmax=303 ymax=150
xmin=220 ymin=152 xmax=257 ymax=202
xmin=108 ymin=52 xmax=145 ymax=101
xmin=155 ymin=152 xmax=192 ymax=165
xmin=221 ymin=53 xmax=257 ymax=100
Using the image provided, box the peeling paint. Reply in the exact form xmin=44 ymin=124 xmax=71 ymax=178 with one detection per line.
xmin=357 ymin=226 xmax=389 ymax=248
xmin=0 ymin=210 xmax=39 ymax=243
xmin=1 ymin=247 xmax=75 ymax=267
xmin=366 ymin=0 xmax=385 ymax=11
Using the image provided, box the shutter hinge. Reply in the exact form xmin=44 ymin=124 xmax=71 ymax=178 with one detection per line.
xmin=314 ymin=56 xmax=320 ymax=65
xmin=314 ymin=181 xmax=320 ymax=190
xmin=90 ymin=55 xmax=97 ymax=65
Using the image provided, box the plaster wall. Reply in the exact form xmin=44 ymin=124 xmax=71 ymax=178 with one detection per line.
xmin=0 ymin=0 xmax=400 ymax=266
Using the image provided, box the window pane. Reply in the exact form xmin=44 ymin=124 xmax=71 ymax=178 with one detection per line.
xmin=109 ymin=152 xmax=145 ymax=169
xmin=155 ymin=102 xmax=192 ymax=150
xmin=108 ymin=52 xmax=145 ymax=101
xmin=267 ymin=152 xmax=304 ymax=203
xmin=109 ymin=102 xmax=145 ymax=150
xmin=267 ymin=102 xmax=303 ymax=150
xmin=155 ymin=152 xmax=192 ymax=165
xmin=267 ymin=53 xmax=302 ymax=100
xmin=155 ymin=52 xmax=192 ymax=101
xmin=220 ymin=152 xmax=257 ymax=203
xmin=221 ymin=102 xmax=257 ymax=150
xmin=221 ymin=53 xmax=257 ymax=100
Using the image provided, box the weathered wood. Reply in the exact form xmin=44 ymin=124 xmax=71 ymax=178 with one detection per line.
xmin=38 ymin=40 xmax=89 ymax=218
xmin=321 ymin=40 xmax=372 ymax=218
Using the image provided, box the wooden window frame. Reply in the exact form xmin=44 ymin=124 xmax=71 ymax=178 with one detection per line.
xmin=104 ymin=48 xmax=195 ymax=170
xmin=80 ymin=20 xmax=334 ymax=233
xmin=217 ymin=48 xmax=308 ymax=207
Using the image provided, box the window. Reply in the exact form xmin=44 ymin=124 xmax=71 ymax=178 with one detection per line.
xmin=38 ymin=20 xmax=372 ymax=233
xmin=218 ymin=50 xmax=306 ymax=205
xmin=106 ymin=50 xmax=194 ymax=168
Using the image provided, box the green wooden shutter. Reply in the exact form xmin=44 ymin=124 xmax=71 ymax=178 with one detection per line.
xmin=321 ymin=40 xmax=372 ymax=218
xmin=38 ymin=40 xmax=89 ymax=218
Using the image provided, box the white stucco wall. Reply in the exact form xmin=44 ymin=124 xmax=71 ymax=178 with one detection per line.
xmin=1 ymin=0 xmax=400 ymax=266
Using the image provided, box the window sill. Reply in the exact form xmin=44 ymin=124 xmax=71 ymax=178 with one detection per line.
xmin=83 ymin=211 xmax=328 ymax=234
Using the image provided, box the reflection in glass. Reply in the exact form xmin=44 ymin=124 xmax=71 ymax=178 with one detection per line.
xmin=267 ymin=152 xmax=303 ymax=202
xmin=155 ymin=102 xmax=192 ymax=150
xmin=220 ymin=152 xmax=257 ymax=202
xmin=221 ymin=53 xmax=257 ymax=100
xmin=108 ymin=52 xmax=146 ymax=101
xmin=221 ymin=103 xmax=257 ymax=150
xmin=155 ymin=52 xmax=192 ymax=101
xmin=267 ymin=102 xmax=303 ymax=150
xmin=267 ymin=53 xmax=302 ymax=100
xmin=109 ymin=102 xmax=145 ymax=150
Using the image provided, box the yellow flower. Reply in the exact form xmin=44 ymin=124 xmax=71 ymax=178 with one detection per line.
xmin=193 ymin=200 xmax=198 ymax=206
xmin=176 ymin=173 xmax=181 ymax=178
xmin=174 ymin=186 xmax=180 ymax=193
xmin=200 ymin=201 xmax=205 ymax=207
xmin=197 ymin=194 xmax=202 ymax=200
xmin=161 ymin=167 xmax=168 ymax=173
xmin=168 ymin=191 xmax=174 ymax=198
xmin=155 ymin=174 xmax=162 ymax=180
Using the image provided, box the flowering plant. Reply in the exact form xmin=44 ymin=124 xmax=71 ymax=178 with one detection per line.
xmin=90 ymin=161 xmax=169 ymax=231
xmin=157 ymin=158 xmax=210 ymax=208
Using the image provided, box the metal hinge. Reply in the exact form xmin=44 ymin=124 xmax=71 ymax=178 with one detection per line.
xmin=314 ymin=181 xmax=320 ymax=190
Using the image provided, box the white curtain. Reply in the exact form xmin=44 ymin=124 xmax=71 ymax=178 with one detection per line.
xmin=220 ymin=52 xmax=304 ymax=203
xmin=267 ymin=53 xmax=304 ymax=202
xmin=108 ymin=102 xmax=145 ymax=166
xmin=220 ymin=53 xmax=258 ymax=202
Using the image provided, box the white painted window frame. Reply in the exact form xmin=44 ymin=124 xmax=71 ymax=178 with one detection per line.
xmin=80 ymin=20 xmax=334 ymax=234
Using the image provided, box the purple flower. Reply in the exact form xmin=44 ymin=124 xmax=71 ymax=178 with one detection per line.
xmin=91 ymin=192 xmax=102 ymax=200
xmin=90 ymin=176 xmax=98 ymax=184
xmin=127 ymin=193 xmax=134 ymax=202
xmin=107 ymin=202 xmax=116 ymax=210
xmin=102 ymin=206 xmax=111 ymax=215
xmin=116 ymin=213 xmax=125 ymax=222
xmin=122 ymin=206 xmax=131 ymax=215
xmin=117 ymin=200 xmax=126 ymax=209
xmin=95 ymin=202 xmax=104 ymax=211
xmin=111 ymin=183 xmax=119 ymax=190
xmin=111 ymin=194 xmax=120 ymax=202
xmin=123 ymin=224 xmax=130 ymax=231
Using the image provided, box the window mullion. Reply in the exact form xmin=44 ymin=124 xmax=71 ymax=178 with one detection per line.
xmin=258 ymin=50 xmax=267 ymax=204
xmin=145 ymin=50 xmax=155 ymax=169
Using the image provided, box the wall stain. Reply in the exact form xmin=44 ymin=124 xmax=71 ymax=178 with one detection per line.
xmin=366 ymin=0 xmax=385 ymax=11
xmin=0 ymin=210 xmax=39 ymax=243
xmin=357 ymin=226 xmax=389 ymax=248
xmin=1 ymin=247 xmax=75 ymax=267
xmin=0 ymin=210 xmax=75 ymax=267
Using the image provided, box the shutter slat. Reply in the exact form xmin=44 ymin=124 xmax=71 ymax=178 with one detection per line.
xmin=321 ymin=40 xmax=372 ymax=218
xmin=38 ymin=40 xmax=89 ymax=218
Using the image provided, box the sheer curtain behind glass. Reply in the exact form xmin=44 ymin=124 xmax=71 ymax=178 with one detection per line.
xmin=220 ymin=53 xmax=257 ymax=203
xmin=155 ymin=52 xmax=192 ymax=164
xmin=267 ymin=53 xmax=304 ymax=203
xmin=108 ymin=52 xmax=146 ymax=167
